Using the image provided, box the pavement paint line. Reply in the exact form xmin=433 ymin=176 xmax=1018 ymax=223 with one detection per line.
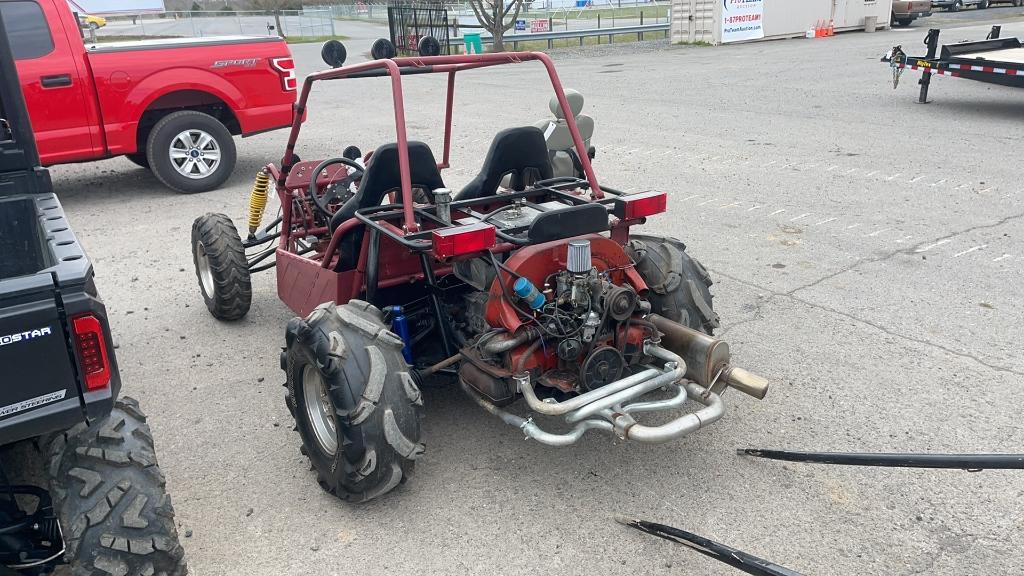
xmin=814 ymin=217 xmax=837 ymax=225
xmin=697 ymin=197 xmax=719 ymax=206
xmin=992 ymin=254 xmax=1012 ymax=262
xmin=886 ymin=173 xmax=901 ymax=181
xmin=956 ymin=183 xmax=969 ymax=190
xmin=628 ymin=149 xmax=640 ymax=154
xmin=720 ymin=202 xmax=742 ymax=209
xmin=768 ymin=209 xmax=786 ymax=216
xmin=866 ymin=228 xmax=890 ymax=237
xmin=979 ymin=187 xmax=992 ymax=194
xmin=681 ymin=194 xmax=701 ymax=201
xmin=896 ymin=235 xmax=913 ymax=243
xmin=662 ymin=150 xmax=674 ymax=156
xmin=864 ymin=170 xmax=879 ymax=177
xmin=747 ymin=204 xmax=763 ymax=211
xmin=789 ymin=213 xmax=811 ymax=222
xmin=954 ymin=244 xmax=988 ymax=257
xmin=908 ymin=175 xmax=925 ymax=183
xmin=846 ymin=223 xmax=861 ymax=230
xmin=845 ymin=168 xmax=857 ymax=174
xmin=762 ymin=160 xmax=777 ymax=167
xmin=915 ymin=238 xmax=951 ymax=253
xmin=930 ymin=179 xmax=947 ymax=187
xmin=826 ymin=165 xmax=838 ymax=171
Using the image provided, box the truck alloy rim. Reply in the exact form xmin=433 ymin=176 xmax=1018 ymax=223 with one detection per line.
xmin=169 ymin=129 xmax=221 ymax=179
xmin=302 ymin=365 xmax=338 ymax=456
xmin=195 ymin=241 xmax=214 ymax=298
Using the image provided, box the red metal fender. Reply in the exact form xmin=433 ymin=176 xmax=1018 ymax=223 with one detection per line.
xmin=485 ymin=234 xmax=647 ymax=333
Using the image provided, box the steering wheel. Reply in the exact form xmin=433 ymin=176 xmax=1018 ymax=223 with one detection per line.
xmin=308 ymin=156 xmax=364 ymax=218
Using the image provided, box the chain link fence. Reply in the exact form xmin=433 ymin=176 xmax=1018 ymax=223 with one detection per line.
xmin=84 ymin=9 xmax=335 ymax=41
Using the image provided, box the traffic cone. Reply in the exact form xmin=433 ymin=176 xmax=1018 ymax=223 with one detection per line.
xmin=814 ymin=19 xmax=824 ymax=37
xmin=827 ymin=19 xmax=835 ymax=36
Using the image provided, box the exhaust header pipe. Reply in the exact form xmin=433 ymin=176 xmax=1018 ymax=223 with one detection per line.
xmin=648 ymin=314 xmax=769 ymax=400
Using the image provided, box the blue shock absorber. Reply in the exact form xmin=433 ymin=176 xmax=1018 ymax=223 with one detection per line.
xmin=513 ymin=277 xmax=546 ymax=310
xmin=389 ymin=305 xmax=414 ymax=364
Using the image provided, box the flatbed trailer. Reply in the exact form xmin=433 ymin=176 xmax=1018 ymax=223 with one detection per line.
xmin=883 ymin=26 xmax=1024 ymax=102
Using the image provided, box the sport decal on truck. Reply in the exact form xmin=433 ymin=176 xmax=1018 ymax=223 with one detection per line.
xmin=211 ymin=58 xmax=260 ymax=69
xmin=0 ymin=390 xmax=67 ymax=418
xmin=0 ymin=326 xmax=52 ymax=347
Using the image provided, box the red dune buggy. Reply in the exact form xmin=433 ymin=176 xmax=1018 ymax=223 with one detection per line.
xmin=191 ymin=42 xmax=770 ymax=502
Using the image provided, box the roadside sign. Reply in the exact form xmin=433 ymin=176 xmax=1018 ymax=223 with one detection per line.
xmin=515 ymin=19 xmax=526 ymax=31
xmin=530 ymin=19 xmax=550 ymax=33
xmin=721 ymin=0 xmax=764 ymax=43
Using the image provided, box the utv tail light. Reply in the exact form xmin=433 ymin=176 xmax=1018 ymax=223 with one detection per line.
xmin=613 ymin=191 xmax=668 ymax=220
xmin=432 ymin=223 xmax=497 ymax=259
xmin=72 ymin=315 xmax=111 ymax=391
xmin=270 ymin=57 xmax=297 ymax=91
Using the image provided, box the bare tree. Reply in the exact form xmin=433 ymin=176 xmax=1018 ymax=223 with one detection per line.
xmin=467 ymin=0 xmax=525 ymax=52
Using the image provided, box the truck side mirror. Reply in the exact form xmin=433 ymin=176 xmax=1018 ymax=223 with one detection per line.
xmin=321 ymin=40 xmax=347 ymax=68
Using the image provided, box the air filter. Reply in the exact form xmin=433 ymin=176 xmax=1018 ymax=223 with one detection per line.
xmin=567 ymin=240 xmax=592 ymax=274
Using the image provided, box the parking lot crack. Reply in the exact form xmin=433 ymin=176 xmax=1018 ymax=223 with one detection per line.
xmin=788 ymin=210 xmax=1024 ymax=297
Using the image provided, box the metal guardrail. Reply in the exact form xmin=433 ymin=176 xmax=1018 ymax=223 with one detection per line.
xmin=448 ymin=22 xmax=670 ymax=50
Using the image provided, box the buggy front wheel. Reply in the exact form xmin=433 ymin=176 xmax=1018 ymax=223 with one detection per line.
xmin=191 ymin=213 xmax=251 ymax=320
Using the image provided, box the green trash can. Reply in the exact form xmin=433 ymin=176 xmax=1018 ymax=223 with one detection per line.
xmin=464 ymin=32 xmax=483 ymax=54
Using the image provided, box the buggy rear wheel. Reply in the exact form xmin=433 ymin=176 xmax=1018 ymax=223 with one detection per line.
xmin=191 ymin=213 xmax=251 ymax=320
xmin=626 ymin=234 xmax=719 ymax=335
xmin=283 ymin=301 xmax=424 ymax=503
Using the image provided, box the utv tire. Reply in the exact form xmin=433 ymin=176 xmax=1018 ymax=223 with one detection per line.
xmin=146 ymin=110 xmax=236 ymax=194
xmin=626 ymin=234 xmax=719 ymax=335
xmin=125 ymin=153 xmax=149 ymax=169
xmin=283 ymin=300 xmax=424 ymax=503
xmin=48 ymin=397 xmax=187 ymax=576
xmin=191 ymin=213 xmax=251 ymax=321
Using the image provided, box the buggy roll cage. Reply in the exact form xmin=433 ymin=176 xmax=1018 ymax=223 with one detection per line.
xmin=276 ymin=51 xmax=605 ymax=235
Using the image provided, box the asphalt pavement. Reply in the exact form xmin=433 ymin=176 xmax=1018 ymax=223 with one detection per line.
xmin=47 ymin=15 xmax=1024 ymax=576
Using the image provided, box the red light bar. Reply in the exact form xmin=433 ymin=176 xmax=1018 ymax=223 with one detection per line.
xmin=432 ymin=223 xmax=497 ymax=259
xmin=614 ymin=191 xmax=667 ymax=220
xmin=271 ymin=57 xmax=297 ymax=91
xmin=72 ymin=315 xmax=111 ymax=391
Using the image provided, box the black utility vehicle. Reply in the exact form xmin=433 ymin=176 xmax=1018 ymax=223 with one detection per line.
xmin=0 ymin=12 xmax=185 ymax=576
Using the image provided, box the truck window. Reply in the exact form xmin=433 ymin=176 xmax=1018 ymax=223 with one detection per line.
xmin=0 ymin=1 xmax=54 ymax=60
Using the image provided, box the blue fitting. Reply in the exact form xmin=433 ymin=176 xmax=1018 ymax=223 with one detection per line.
xmin=389 ymin=305 xmax=414 ymax=364
xmin=513 ymin=277 xmax=546 ymax=310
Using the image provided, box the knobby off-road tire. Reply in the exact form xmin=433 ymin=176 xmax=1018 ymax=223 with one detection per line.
xmin=626 ymin=234 xmax=720 ymax=335
xmin=191 ymin=213 xmax=251 ymax=321
xmin=47 ymin=397 xmax=187 ymax=576
xmin=283 ymin=300 xmax=424 ymax=503
xmin=146 ymin=110 xmax=236 ymax=194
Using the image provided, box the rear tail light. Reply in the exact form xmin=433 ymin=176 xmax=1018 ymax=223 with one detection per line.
xmin=72 ymin=314 xmax=111 ymax=391
xmin=432 ymin=223 xmax=497 ymax=259
xmin=613 ymin=191 xmax=668 ymax=220
xmin=270 ymin=57 xmax=297 ymax=91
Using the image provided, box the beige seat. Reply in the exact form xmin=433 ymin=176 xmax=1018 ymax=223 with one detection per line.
xmin=533 ymin=89 xmax=594 ymax=179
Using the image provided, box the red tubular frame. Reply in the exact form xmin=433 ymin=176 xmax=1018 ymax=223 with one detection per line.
xmin=278 ymin=52 xmax=602 ymax=237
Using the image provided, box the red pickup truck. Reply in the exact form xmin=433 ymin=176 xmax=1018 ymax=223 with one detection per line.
xmin=2 ymin=0 xmax=297 ymax=192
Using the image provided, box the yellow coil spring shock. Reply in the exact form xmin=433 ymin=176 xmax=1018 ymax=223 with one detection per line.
xmin=247 ymin=169 xmax=271 ymax=236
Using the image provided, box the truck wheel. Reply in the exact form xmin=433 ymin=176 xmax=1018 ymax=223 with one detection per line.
xmin=191 ymin=213 xmax=251 ymax=320
xmin=283 ymin=300 xmax=424 ymax=503
xmin=978 ymin=0 xmax=989 ymax=8
xmin=147 ymin=110 xmax=236 ymax=194
xmin=898 ymin=17 xmax=913 ymax=26
xmin=48 ymin=397 xmax=187 ymax=576
xmin=951 ymin=0 xmax=963 ymax=10
xmin=626 ymin=234 xmax=719 ymax=335
xmin=125 ymin=153 xmax=149 ymax=169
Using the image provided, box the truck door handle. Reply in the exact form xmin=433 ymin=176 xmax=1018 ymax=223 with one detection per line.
xmin=40 ymin=74 xmax=72 ymax=88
